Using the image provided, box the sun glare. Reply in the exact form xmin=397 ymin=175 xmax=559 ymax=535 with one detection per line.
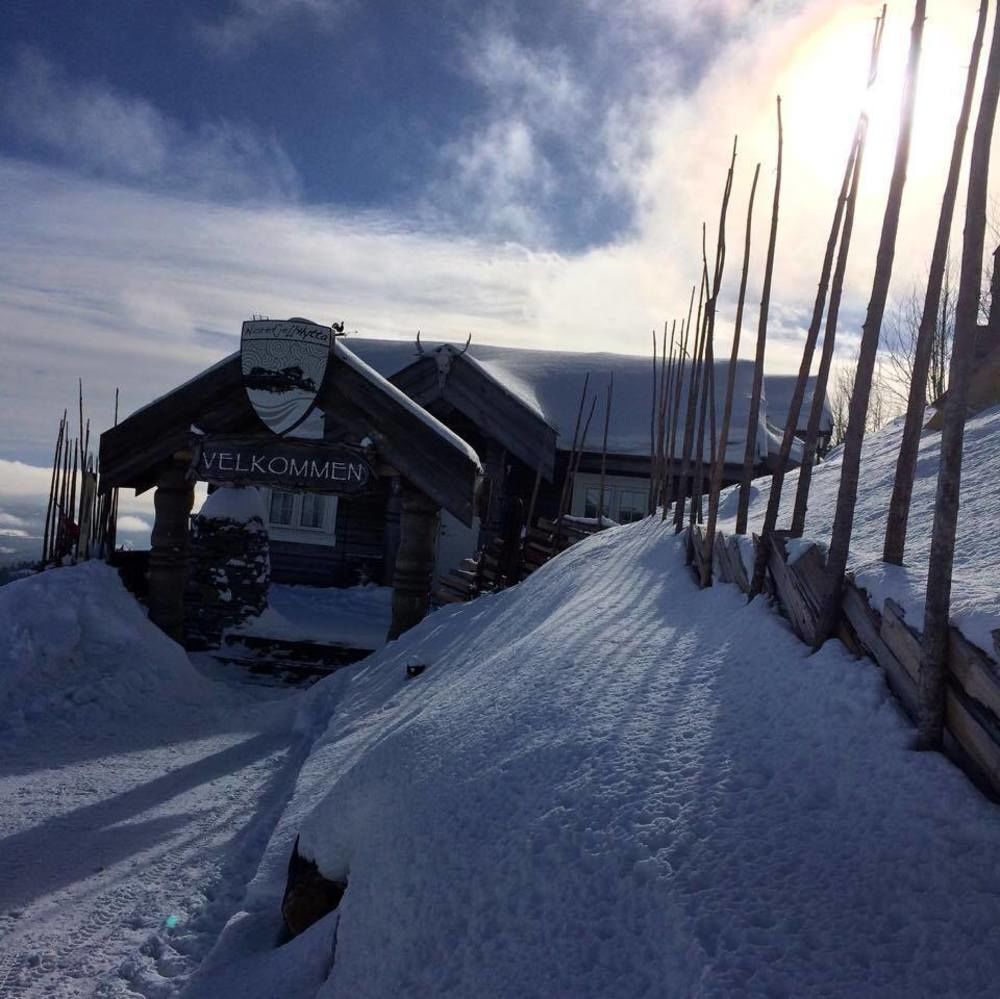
xmin=774 ymin=3 xmax=976 ymax=203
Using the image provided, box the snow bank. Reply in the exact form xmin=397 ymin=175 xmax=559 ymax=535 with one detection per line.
xmin=200 ymin=517 xmax=1000 ymax=998
xmin=717 ymin=403 xmax=1000 ymax=657
xmin=0 ymin=561 xmax=219 ymax=734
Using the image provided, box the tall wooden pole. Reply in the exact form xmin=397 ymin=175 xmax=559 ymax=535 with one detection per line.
xmin=597 ymin=373 xmax=614 ymax=522
xmin=692 ymin=139 xmax=737 ymax=541
xmin=657 ymin=321 xmax=676 ymax=510
xmin=148 ymin=458 xmax=195 ymax=642
xmin=790 ymin=11 xmax=884 ymax=539
xmin=791 ymin=117 xmax=869 ymax=536
xmin=42 ymin=416 xmax=65 ymax=564
xmin=736 ymin=97 xmax=783 ymax=535
xmin=748 ymin=114 xmax=874 ymax=594
xmin=704 ymin=163 xmax=761 ymax=575
xmin=918 ymin=0 xmax=1000 ymax=747
xmin=883 ymin=0 xmax=988 ymax=564
xmin=648 ymin=328 xmax=659 ymax=514
xmin=557 ymin=373 xmax=591 ymax=520
xmin=664 ymin=286 xmax=696 ymax=518
xmin=674 ymin=262 xmax=709 ymax=531
xmin=815 ymin=0 xmax=926 ymax=647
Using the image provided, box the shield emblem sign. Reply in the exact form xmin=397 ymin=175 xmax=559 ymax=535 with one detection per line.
xmin=241 ymin=319 xmax=332 ymax=436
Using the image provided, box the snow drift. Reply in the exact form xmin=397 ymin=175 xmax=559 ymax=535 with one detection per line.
xmin=195 ymin=511 xmax=1000 ymax=998
xmin=717 ymin=402 xmax=1000 ymax=657
xmin=0 ymin=561 xmax=219 ymax=734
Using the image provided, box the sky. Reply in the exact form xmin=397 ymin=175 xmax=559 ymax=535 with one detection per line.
xmin=0 ymin=0 xmax=994 ymax=560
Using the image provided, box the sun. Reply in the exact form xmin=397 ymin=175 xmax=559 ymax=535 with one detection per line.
xmin=773 ymin=2 xmax=979 ymax=204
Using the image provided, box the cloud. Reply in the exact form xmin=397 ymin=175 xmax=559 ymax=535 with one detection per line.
xmin=0 ymin=1 xmax=991 ymax=481
xmin=2 ymin=48 xmax=299 ymax=201
xmin=430 ymin=26 xmax=643 ymax=247
xmin=0 ymin=461 xmax=54 ymax=497
xmin=117 ymin=515 xmax=152 ymax=533
xmin=0 ymin=460 xmax=202 ymax=565
xmin=194 ymin=0 xmax=351 ymax=55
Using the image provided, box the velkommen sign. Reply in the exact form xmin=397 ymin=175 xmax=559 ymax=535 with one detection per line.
xmin=193 ymin=436 xmax=373 ymax=494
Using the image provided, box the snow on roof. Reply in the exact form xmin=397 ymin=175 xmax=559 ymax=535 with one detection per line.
xmin=454 ymin=349 xmax=550 ymax=425
xmin=197 ymin=485 xmax=268 ymax=528
xmin=333 ymin=340 xmax=483 ymax=472
xmin=764 ymin=374 xmax=834 ymax=434
xmin=348 ymin=338 xmax=785 ymax=463
xmin=126 ymin=352 xmax=235 ymax=422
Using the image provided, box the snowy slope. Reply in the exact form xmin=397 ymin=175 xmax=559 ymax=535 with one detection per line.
xmin=0 ymin=562 xmax=221 ymax=734
xmin=0 ymin=564 xmax=300 ymax=998
xmin=192 ymin=517 xmax=1000 ymax=999
xmin=716 ymin=403 xmax=1000 ymax=657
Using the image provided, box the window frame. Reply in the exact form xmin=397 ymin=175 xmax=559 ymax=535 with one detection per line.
xmin=571 ymin=472 xmax=650 ymax=525
xmin=263 ymin=488 xmax=339 ymax=547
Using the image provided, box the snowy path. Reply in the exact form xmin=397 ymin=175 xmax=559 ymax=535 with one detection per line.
xmin=0 ymin=677 xmax=300 ymax=998
xmin=204 ymin=518 xmax=1000 ymax=998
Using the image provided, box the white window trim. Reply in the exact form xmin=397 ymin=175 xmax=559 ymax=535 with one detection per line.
xmin=571 ymin=472 xmax=650 ymax=524
xmin=263 ymin=488 xmax=339 ymax=547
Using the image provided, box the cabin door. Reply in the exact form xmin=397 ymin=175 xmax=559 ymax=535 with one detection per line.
xmin=435 ymin=510 xmax=480 ymax=586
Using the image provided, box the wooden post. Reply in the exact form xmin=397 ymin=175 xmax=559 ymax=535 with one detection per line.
xmin=919 ymin=0 xmax=1000 ymax=748
xmin=388 ymin=482 xmax=441 ymax=641
xmin=883 ymin=0 xmax=987 ymax=564
xmin=663 ymin=288 xmax=695 ymax=520
xmin=792 ymin=114 xmax=869 ymax=536
xmin=736 ymin=97 xmax=783 ymax=535
xmin=557 ymin=374 xmax=591 ymax=520
xmin=674 ymin=265 xmax=708 ymax=531
xmin=148 ymin=459 xmax=195 ymax=643
xmin=815 ymin=0 xmax=925 ymax=648
xmin=704 ymin=162 xmax=760 ymax=576
xmin=648 ymin=328 xmax=659 ymax=514
xmin=596 ymin=373 xmax=613 ymax=523
xmin=482 ymin=441 xmax=508 ymax=545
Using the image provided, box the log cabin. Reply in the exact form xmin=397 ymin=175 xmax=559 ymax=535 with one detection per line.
xmin=100 ymin=331 xmax=832 ymax=637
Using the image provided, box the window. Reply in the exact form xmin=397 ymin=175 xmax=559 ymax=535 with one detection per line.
xmin=571 ymin=474 xmax=650 ymax=525
xmin=617 ymin=490 xmax=646 ymax=524
xmin=269 ymin=491 xmax=295 ymax=526
xmin=300 ymin=493 xmax=325 ymax=529
xmin=264 ymin=490 xmax=338 ymax=547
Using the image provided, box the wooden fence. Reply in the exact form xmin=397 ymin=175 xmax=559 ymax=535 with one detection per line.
xmin=692 ymin=525 xmax=1000 ymax=798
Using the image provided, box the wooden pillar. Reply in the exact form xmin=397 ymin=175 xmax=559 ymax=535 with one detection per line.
xmin=382 ymin=476 xmax=402 ymax=585
xmin=387 ymin=482 xmax=440 ymax=641
xmin=481 ymin=441 xmax=507 ymax=547
xmin=148 ymin=459 xmax=194 ymax=643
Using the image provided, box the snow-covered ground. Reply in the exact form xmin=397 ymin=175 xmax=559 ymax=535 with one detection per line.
xmin=0 ymin=564 xmax=301 ymax=997
xmin=716 ymin=403 xmax=1000 ymax=658
xmin=190 ymin=516 xmax=1000 ymax=999
xmin=1 ymin=407 xmax=997 ymax=997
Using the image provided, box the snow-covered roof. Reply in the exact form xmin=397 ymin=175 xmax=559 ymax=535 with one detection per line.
xmin=349 ymin=338 xmax=798 ymax=464
xmin=332 ymin=340 xmax=482 ymax=472
xmin=763 ymin=374 xmax=834 ymax=434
